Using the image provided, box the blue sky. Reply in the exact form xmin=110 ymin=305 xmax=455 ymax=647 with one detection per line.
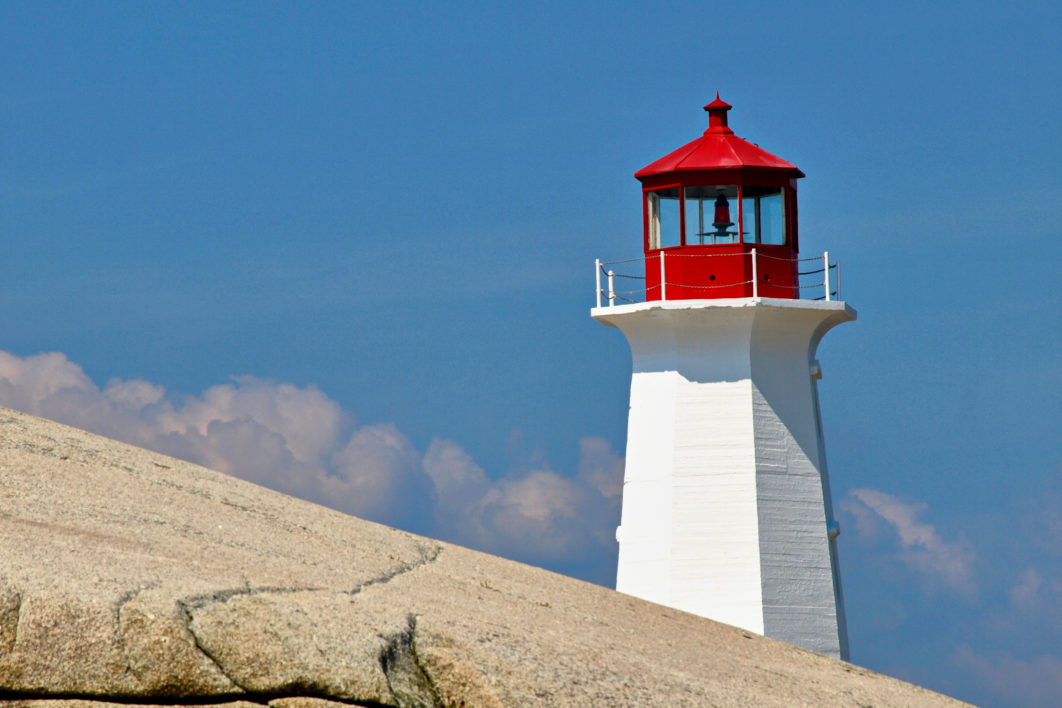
xmin=2 ymin=2 xmax=1060 ymax=705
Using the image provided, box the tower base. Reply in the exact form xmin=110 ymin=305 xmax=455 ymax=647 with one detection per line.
xmin=593 ymin=297 xmax=854 ymax=659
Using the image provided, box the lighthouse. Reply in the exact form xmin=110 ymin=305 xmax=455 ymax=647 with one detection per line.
xmin=593 ymin=96 xmax=853 ymax=659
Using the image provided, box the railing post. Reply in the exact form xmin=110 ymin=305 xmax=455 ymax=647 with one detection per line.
xmin=823 ymin=251 xmax=831 ymax=301
xmin=595 ymin=259 xmax=602 ymax=308
xmin=608 ymin=270 xmax=615 ymax=306
xmin=836 ymin=260 xmax=842 ymax=300
xmin=751 ymin=248 xmax=758 ymax=298
xmin=659 ymin=251 xmax=666 ymax=300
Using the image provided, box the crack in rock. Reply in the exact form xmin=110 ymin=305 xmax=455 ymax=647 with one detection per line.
xmin=179 ymin=585 xmax=325 ymax=613
xmin=349 ymin=543 xmax=441 ymax=597
xmin=118 ymin=585 xmax=246 ymax=697
xmin=0 ymin=589 xmax=21 ymax=655
xmin=171 ymin=581 xmax=329 ymax=690
xmin=114 ymin=583 xmax=161 ymax=627
xmin=113 ymin=583 xmax=161 ymax=689
xmin=176 ymin=590 xmax=402 ymax=702
xmin=378 ymin=615 xmax=442 ymax=708
xmin=104 ymin=543 xmax=443 ymax=705
xmin=175 ymin=599 xmax=249 ymax=694
xmin=0 ymin=691 xmax=403 ymax=707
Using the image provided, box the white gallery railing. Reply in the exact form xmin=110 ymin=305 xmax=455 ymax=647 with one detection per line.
xmin=594 ymin=249 xmax=841 ymax=307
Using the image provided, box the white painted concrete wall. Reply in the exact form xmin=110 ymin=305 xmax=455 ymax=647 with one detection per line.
xmin=593 ymin=297 xmax=854 ymax=659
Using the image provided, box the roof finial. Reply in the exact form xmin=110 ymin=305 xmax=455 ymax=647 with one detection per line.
xmin=703 ymin=93 xmax=733 ymax=134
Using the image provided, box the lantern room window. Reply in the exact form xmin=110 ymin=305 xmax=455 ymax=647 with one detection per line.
xmin=646 ymin=187 xmax=681 ymax=249
xmin=685 ymin=185 xmax=740 ymax=244
xmin=740 ymin=186 xmax=786 ymax=245
xmin=646 ymin=183 xmax=791 ymax=249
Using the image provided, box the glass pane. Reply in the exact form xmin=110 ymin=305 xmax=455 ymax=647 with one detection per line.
xmin=760 ymin=192 xmax=785 ymax=245
xmin=741 ymin=197 xmax=757 ymax=243
xmin=648 ymin=188 xmax=681 ymax=248
xmin=685 ymin=185 xmax=738 ymax=244
xmin=647 ymin=192 xmax=660 ymax=249
xmin=684 ymin=191 xmax=705 ymax=244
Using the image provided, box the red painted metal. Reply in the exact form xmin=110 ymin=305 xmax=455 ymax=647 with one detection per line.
xmin=644 ymin=244 xmax=798 ymax=301
xmin=635 ymin=96 xmax=804 ymax=181
xmin=636 ymin=96 xmax=804 ymax=300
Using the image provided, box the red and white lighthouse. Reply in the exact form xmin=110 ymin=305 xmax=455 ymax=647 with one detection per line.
xmin=593 ymin=97 xmax=853 ymax=659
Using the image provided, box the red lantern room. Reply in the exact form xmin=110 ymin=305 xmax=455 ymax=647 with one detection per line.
xmin=635 ymin=95 xmax=804 ymax=299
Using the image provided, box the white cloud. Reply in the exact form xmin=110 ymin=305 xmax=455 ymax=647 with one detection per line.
xmin=576 ymin=436 xmax=625 ymax=501
xmin=424 ymin=434 xmax=624 ymax=565
xmin=840 ymin=488 xmax=976 ymax=595
xmin=0 ymin=350 xmax=95 ymax=407
xmin=1008 ymin=568 xmax=1043 ymax=607
xmin=170 ymin=377 xmax=349 ymax=467
xmin=329 ymin=423 xmax=436 ymax=534
xmin=423 ymin=438 xmax=493 ymax=542
xmin=952 ymin=645 xmax=1062 ymax=708
xmin=104 ymin=377 xmax=166 ymax=409
xmin=996 ymin=566 xmax=1062 ymax=637
xmin=0 ymin=350 xmax=622 ymax=579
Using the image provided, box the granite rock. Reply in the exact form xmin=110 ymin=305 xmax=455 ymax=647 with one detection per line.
xmin=0 ymin=407 xmax=970 ymax=706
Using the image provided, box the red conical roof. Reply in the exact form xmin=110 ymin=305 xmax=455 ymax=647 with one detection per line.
xmin=635 ymin=95 xmax=804 ymax=180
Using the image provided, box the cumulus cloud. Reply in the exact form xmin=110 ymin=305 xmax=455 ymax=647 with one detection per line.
xmin=421 ymin=434 xmax=623 ymax=568
xmin=0 ymin=350 xmax=622 ymax=580
xmin=329 ymin=423 xmax=437 ymax=534
xmin=1008 ymin=568 xmax=1043 ymax=607
xmin=994 ymin=566 xmax=1062 ymax=638
xmin=952 ymin=645 xmax=1062 ymax=708
xmin=840 ymin=488 xmax=975 ymax=594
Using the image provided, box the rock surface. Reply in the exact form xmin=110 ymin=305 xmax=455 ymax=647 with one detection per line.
xmin=0 ymin=407 xmax=969 ymax=707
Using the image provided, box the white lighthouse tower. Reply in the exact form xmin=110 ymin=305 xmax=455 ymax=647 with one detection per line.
xmin=593 ymin=96 xmax=852 ymax=659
